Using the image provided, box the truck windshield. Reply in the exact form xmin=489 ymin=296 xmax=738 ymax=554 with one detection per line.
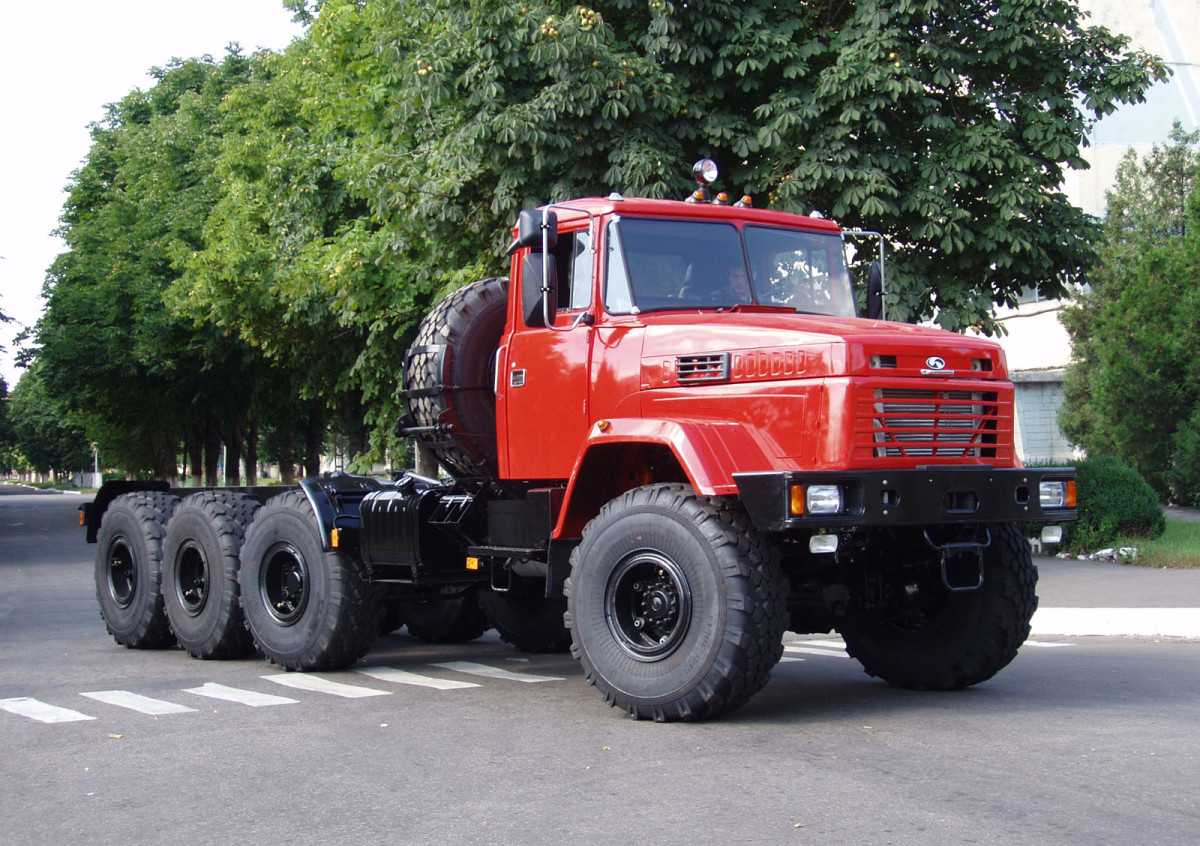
xmin=604 ymin=218 xmax=856 ymax=317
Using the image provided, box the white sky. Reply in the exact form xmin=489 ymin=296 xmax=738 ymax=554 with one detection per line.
xmin=0 ymin=0 xmax=304 ymax=388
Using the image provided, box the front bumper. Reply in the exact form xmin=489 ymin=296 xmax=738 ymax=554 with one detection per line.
xmin=734 ymin=467 xmax=1077 ymax=533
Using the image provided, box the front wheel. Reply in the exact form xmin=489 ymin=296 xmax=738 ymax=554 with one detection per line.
xmin=564 ymin=484 xmax=787 ymax=722
xmin=240 ymin=491 xmax=382 ymax=671
xmin=838 ymin=522 xmax=1037 ymax=690
xmin=481 ymin=588 xmax=571 ymax=654
xmin=397 ymin=586 xmax=489 ymax=643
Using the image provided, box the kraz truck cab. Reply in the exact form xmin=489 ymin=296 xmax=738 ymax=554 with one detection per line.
xmin=84 ymin=163 xmax=1076 ymax=722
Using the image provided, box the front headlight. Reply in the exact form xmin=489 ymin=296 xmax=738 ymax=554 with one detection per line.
xmin=806 ymin=485 xmax=844 ymax=515
xmin=1039 ymin=480 xmax=1077 ymax=509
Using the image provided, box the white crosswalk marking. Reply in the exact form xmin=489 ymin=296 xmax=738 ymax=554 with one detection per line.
xmin=183 ymin=683 xmax=298 ymax=707
xmin=355 ymin=667 xmax=480 ymax=690
xmin=80 ymin=690 xmax=197 ymax=715
xmin=1022 ymin=640 xmax=1074 ymax=649
xmin=784 ymin=645 xmax=851 ymax=659
xmin=431 ymin=661 xmax=564 ymax=683
xmin=779 ymin=656 xmax=805 ymax=664
xmin=802 ymin=639 xmax=849 ymax=650
xmin=1 ymin=697 xmax=95 ymax=723
xmin=262 ymin=674 xmax=392 ymax=698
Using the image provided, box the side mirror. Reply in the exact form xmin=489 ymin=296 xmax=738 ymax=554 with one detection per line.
xmin=865 ymin=260 xmax=884 ymax=320
xmin=507 ymin=209 xmax=559 ymax=255
xmin=521 ymin=252 xmax=558 ymax=328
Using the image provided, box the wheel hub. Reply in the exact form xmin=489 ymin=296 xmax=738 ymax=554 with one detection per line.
xmin=605 ymin=552 xmax=691 ymax=661
xmin=176 ymin=542 xmax=209 ymax=616
xmin=106 ymin=537 xmax=136 ymax=609
xmin=260 ymin=544 xmax=309 ymax=626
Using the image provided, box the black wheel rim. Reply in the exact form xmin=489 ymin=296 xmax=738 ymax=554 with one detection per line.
xmin=175 ymin=541 xmax=209 ymax=616
xmin=605 ymin=551 xmax=692 ymax=661
xmin=260 ymin=543 xmax=309 ymax=626
xmin=106 ymin=537 xmax=137 ymax=609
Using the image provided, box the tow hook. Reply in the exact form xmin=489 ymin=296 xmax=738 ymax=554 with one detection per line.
xmin=923 ymin=528 xmax=991 ymax=592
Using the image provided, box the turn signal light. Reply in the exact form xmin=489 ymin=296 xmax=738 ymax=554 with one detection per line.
xmin=466 ymin=556 xmax=480 ymax=571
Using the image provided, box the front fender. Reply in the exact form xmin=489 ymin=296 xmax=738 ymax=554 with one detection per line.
xmin=553 ymin=418 xmax=773 ymax=537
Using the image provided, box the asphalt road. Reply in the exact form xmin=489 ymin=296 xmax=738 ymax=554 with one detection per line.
xmin=1 ymin=488 xmax=1197 ymax=845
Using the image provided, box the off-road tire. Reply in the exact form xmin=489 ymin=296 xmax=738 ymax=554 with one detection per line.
xmin=399 ymin=586 xmax=489 ymax=643
xmin=94 ymin=492 xmax=180 ymax=649
xmin=239 ymin=491 xmax=382 ymax=671
xmin=838 ymin=521 xmax=1038 ymax=690
xmin=404 ymin=276 xmax=509 ymax=478
xmin=481 ymin=589 xmax=572 ymax=654
xmin=564 ymin=484 xmax=787 ymax=721
xmin=161 ymin=491 xmax=259 ymax=660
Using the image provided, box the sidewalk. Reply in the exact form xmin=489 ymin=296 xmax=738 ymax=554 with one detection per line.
xmin=1033 ymin=554 xmax=1200 ymax=638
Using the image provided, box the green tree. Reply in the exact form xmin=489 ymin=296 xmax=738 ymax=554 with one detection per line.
xmin=1060 ymin=125 xmax=1200 ymax=498
xmin=36 ymin=51 xmax=275 ymax=483
xmin=188 ymin=0 xmax=1162 ymax=464
xmin=0 ymin=376 xmax=15 ymax=474
xmin=8 ymin=361 xmax=92 ymax=479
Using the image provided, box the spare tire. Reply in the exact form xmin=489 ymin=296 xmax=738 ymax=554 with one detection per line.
xmin=404 ymin=277 xmax=509 ymax=478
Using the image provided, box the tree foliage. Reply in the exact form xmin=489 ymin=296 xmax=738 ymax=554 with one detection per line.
xmin=35 ymin=52 xmax=298 ymax=482
xmin=1060 ymin=125 xmax=1200 ymax=499
xmin=7 ymin=361 xmax=92 ymax=477
xmin=35 ymin=1 xmax=1166 ymax=473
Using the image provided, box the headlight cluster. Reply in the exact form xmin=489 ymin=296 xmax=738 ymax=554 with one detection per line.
xmin=1038 ymin=480 xmax=1077 ymax=510
xmin=789 ymin=484 xmax=845 ymax=517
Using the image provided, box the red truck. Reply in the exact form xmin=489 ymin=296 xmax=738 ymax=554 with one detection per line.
xmin=84 ymin=163 xmax=1076 ymax=721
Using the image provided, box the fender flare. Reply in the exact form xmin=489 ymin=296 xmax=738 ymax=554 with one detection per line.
xmin=553 ymin=418 xmax=774 ymax=538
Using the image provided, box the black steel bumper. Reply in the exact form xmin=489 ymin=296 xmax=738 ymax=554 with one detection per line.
xmin=734 ymin=467 xmax=1077 ymax=534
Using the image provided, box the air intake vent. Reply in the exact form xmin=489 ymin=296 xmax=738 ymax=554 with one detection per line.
xmin=676 ymin=353 xmax=730 ymax=384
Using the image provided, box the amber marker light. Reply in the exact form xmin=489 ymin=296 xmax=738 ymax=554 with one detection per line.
xmin=597 ymin=420 xmax=612 ymax=433
xmin=1067 ymin=481 xmax=1077 ymax=509
xmin=789 ymin=484 xmax=806 ymax=517
xmin=330 ymin=528 xmax=341 ymax=549
xmin=466 ymin=556 xmax=480 ymax=571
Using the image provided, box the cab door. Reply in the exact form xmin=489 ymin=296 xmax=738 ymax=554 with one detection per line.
xmin=498 ymin=226 xmax=596 ymax=481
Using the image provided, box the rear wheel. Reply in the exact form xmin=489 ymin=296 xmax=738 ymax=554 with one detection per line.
xmin=161 ymin=491 xmax=259 ymax=659
xmin=838 ymin=522 xmax=1037 ymax=690
xmin=565 ymin=484 xmax=787 ymax=721
xmin=94 ymin=492 xmax=179 ymax=649
xmin=240 ymin=491 xmax=382 ymax=671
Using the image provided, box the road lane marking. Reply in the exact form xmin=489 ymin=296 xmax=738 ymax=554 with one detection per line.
xmin=801 ymin=639 xmax=848 ymax=650
xmin=431 ymin=661 xmax=564 ymax=683
xmin=262 ymin=674 xmax=392 ymax=698
xmin=1 ymin=697 xmax=95 ymax=723
xmin=355 ymin=667 xmax=480 ymax=690
xmin=1032 ymin=608 xmax=1200 ymax=638
xmin=183 ymin=683 xmax=298 ymax=707
xmin=80 ymin=690 xmax=197 ymax=715
xmin=784 ymin=645 xmax=851 ymax=659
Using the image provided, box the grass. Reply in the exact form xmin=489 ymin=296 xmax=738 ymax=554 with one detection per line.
xmin=1114 ymin=517 xmax=1200 ymax=569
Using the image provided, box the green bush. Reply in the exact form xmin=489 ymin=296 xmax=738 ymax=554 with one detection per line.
xmin=1165 ymin=409 xmax=1200 ymax=507
xmin=1062 ymin=455 xmax=1165 ymax=551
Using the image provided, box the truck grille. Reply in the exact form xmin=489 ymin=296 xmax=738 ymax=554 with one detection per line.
xmin=862 ymin=388 xmax=1000 ymax=459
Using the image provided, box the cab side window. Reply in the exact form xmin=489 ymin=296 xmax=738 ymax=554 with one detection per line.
xmin=551 ymin=229 xmax=594 ymax=311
